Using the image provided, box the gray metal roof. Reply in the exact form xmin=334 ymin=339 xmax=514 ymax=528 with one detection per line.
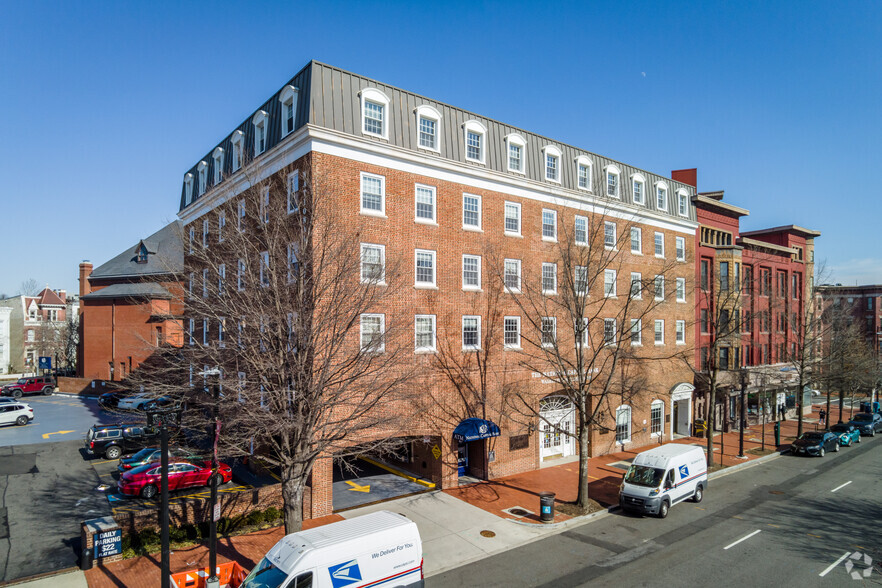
xmin=81 ymin=283 xmax=172 ymax=300
xmin=90 ymin=221 xmax=183 ymax=280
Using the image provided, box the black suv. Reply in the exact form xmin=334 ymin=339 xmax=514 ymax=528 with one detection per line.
xmin=84 ymin=423 xmax=161 ymax=459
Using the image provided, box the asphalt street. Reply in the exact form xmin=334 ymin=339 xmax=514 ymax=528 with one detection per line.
xmin=332 ymin=458 xmax=429 ymax=510
xmin=0 ymin=394 xmax=115 ymax=446
xmin=430 ymin=436 xmax=882 ymax=587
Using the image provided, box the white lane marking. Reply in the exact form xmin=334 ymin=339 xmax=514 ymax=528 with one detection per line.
xmin=723 ymin=529 xmax=761 ymax=550
xmin=831 ymin=481 xmax=852 ymax=493
xmin=819 ymin=552 xmax=852 ymax=577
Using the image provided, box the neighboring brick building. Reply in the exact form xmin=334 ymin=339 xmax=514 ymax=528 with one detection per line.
xmin=815 ymin=284 xmax=882 ymax=358
xmin=176 ymin=61 xmax=698 ymax=518
xmin=673 ymin=169 xmax=820 ymax=430
xmin=78 ymin=221 xmax=184 ymax=381
xmin=0 ymin=288 xmax=77 ymax=373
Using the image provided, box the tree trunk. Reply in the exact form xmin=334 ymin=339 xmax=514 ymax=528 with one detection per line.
xmin=705 ymin=387 xmax=716 ymax=467
xmin=576 ymin=425 xmax=591 ymax=511
xmin=281 ymin=463 xmax=307 ymax=534
xmin=838 ymin=386 xmax=845 ymax=424
xmin=825 ymin=383 xmax=832 ymax=430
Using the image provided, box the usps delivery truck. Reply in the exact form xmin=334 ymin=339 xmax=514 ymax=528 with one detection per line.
xmin=239 ymin=510 xmax=423 ymax=588
xmin=619 ymin=444 xmax=707 ymax=518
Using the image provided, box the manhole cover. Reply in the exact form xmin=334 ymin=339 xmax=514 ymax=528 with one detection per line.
xmin=769 ymin=490 xmax=785 ymax=495
xmin=509 ymin=508 xmax=529 ymax=517
xmin=480 ymin=530 xmax=496 ymax=538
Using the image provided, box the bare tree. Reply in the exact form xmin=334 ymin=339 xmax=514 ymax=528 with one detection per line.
xmin=821 ymin=307 xmax=877 ymax=425
xmin=18 ymin=279 xmax=40 ymax=297
xmin=496 ymin=212 xmax=683 ymax=512
xmin=131 ymin=159 xmax=416 ymax=532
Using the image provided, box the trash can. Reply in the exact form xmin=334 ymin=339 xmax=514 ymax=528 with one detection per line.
xmin=693 ymin=418 xmax=707 ymax=438
xmin=539 ymin=492 xmax=555 ymax=523
xmin=80 ymin=547 xmax=93 ymax=571
xmin=774 ymin=422 xmax=781 ymax=448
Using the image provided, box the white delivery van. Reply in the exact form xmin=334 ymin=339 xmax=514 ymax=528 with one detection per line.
xmin=619 ymin=444 xmax=707 ymax=518
xmin=239 ymin=510 xmax=423 ymax=588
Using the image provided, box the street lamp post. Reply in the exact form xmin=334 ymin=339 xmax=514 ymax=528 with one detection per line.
xmin=738 ymin=368 xmax=748 ymax=458
xmin=199 ymin=368 xmax=222 ymax=588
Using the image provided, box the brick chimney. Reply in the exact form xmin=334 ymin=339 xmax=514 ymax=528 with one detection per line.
xmin=79 ymin=262 xmax=93 ymax=298
xmin=671 ymin=168 xmax=697 ymax=188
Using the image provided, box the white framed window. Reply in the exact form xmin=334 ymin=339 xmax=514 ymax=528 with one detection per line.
xmin=286 ymin=244 xmax=299 ymax=283
xmin=505 ymin=134 xmax=526 ymax=173
xmin=630 ymin=319 xmax=642 ymax=346
xmin=462 ymin=193 xmax=481 ymax=230
xmin=577 ymin=317 xmax=590 ymax=347
xmin=260 ymin=186 xmax=270 ymax=224
xmin=218 ymin=212 xmax=226 ymax=242
xmin=604 ymin=221 xmax=616 ymax=248
xmin=651 ymin=401 xmax=664 ymax=436
xmin=415 ymin=105 xmax=441 ymax=152
xmin=231 ymin=130 xmax=244 ymax=172
xmin=676 ymin=278 xmax=686 ymax=302
xmin=504 ymin=259 xmax=521 ymax=292
xmin=188 ymin=227 xmax=195 ymax=254
xmin=202 ymin=268 xmax=209 ymax=298
xmin=218 ymin=317 xmax=226 ymax=347
xmin=542 ymin=263 xmax=558 ymax=295
xmin=654 ymin=319 xmax=665 ymax=345
xmin=360 ymin=314 xmax=385 ymax=353
xmin=654 ymin=275 xmax=665 ymax=300
xmin=415 ymin=184 xmax=436 ymax=224
xmin=238 ymin=199 xmax=246 ymax=231
xmin=188 ymin=318 xmax=194 ymax=346
xmin=197 ymin=161 xmax=208 ymax=196
xmin=184 ymin=173 xmax=194 ymax=205
xmin=259 ymin=251 xmax=270 ymax=287
xmin=202 ymin=318 xmax=209 ymax=346
xmin=676 ymin=320 xmax=686 ymax=344
xmin=541 ymin=317 xmax=556 ymax=347
xmin=202 ymin=219 xmax=209 ymax=247
xmin=237 ymin=259 xmax=245 ymax=291
xmin=541 ymin=209 xmax=557 ymax=241
xmin=616 ymin=405 xmax=631 ymax=443
xmin=462 ymin=315 xmax=481 ymax=350
xmin=605 ymin=165 xmax=621 ymax=198
xmin=654 ymin=232 xmax=665 ymax=257
xmin=630 ymin=227 xmax=642 ymax=253
xmin=630 ymin=272 xmax=642 ymax=299
xmin=279 ymin=85 xmax=299 ymax=137
xmin=252 ymin=110 xmax=268 ymax=156
xmin=218 ymin=264 xmax=226 ymax=295
xmin=287 ymin=171 xmax=300 ymax=214
xmin=360 ymin=88 xmax=390 ymax=139
xmin=575 ymin=266 xmax=588 ymax=295
xmin=675 ymin=236 xmax=686 ymax=261
xmin=604 ymin=318 xmax=616 ymax=345
xmin=238 ymin=318 xmax=244 ymax=349
xmin=414 ymin=315 xmax=436 ymax=352
xmin=655 ymin=182 xmax=668 ymax=211
xmin=360 ymin=172 xmax=386 ymax=216
xmin=361 ymin=243 xmax=385 ymax=284
xmin=213 ymin=147 xmax=224 ymax=185
xmin=504 ymin=202 xmax=521 ymax=236
xmin=462 ymin=254 xmax=481 ymax=290
xmin=504 ymin=316 xmax=521 ymax=349
xmin=576 ymin=156 xmax=592 ymax=191
xmin=574 ymin=216 xmax=588 ymax=245
xmin=415 ymin=249 xmax=437 ymax=287
xmin=543 ymin=145 xmax=562 ymax=183
xmin=463 ymin=120 xmax=486 ymax=164
xmin=677 ymin=189 xmax=689 ymax=217
xmin=604 ymin=269 xmax=617 ymax=297
xmin=632 ymin=173 xmax=646 ymax=205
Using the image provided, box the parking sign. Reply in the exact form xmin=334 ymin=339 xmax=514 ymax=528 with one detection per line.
xmin=38 ymin=356 xmax=51 ymax=370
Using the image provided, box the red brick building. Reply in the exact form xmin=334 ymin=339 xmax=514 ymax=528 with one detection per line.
xmin=673 ymin=168 xmax=820 ymax=429
xmin=815 ymin=284 xmax=882 ymax=358
xmin=78 ymin=221 xmax=184 ymax=381
xmin=0 ymin=288 xmax=76 ymax=373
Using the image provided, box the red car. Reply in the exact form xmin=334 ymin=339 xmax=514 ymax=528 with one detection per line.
xmin=117 ymin=460 xmax=233 ymax=498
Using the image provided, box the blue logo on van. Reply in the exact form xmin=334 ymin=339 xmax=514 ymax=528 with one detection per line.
xmin=329 ymin=560 xmax=362 ymax=588
xmin=679 ymin=464 xmax=689 ymax=478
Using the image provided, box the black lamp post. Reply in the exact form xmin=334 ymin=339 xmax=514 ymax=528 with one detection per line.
xmin=145 ymin=406 xmax=179 ymax=588
xmin=738 ymin=368 xmax=749 ymax=458
xmin=199 ymin=368 xmax=222 ymax=588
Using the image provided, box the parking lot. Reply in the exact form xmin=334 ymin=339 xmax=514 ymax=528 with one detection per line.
xmin=0 ymin=393 xmax=116 ymax=446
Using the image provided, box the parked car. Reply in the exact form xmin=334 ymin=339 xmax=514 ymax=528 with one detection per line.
xmin=84 ymin=423 xmax=161 ymax=460
xmin=0 ymin=397 xmax=22 ymax=405
xmin=830 ymin=423 xmax=861 ymax=446
xmin=848 ymin=412 xmax=882 ymax=436
xmin=619 ymin=444 xmax=708 ymax=518
xmin=1 ymin=376 xmax=54 ymax=399
xmin=0 ymin=403 xmax=34 ymax=427
xmin=792 ymin=431 xmax=840 ymax=457
xmin=118 ymin=447 xmax=203 ymax=472
xmin=98 ymin=392 xmax=126 ymax=411
xmin=117 ymin=394 xmax=181 ymax=412
xmin=117 ymin=460 xmax=233 ymax=498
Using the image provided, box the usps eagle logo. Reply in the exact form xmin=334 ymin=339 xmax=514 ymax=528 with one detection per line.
xmin=679 ymin=464 xmax=689 ymax=478
xmin=329 ymin=560 xmax=362 ymax=588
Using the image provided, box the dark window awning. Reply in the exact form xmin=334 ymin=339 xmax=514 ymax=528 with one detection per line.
xmin=453 ymin=418 xmax=500 ymax=443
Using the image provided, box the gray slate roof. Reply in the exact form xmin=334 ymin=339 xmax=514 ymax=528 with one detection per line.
xmin=81 ymin=283 xmax=172 ymax=300
xmin=90 ymin=221 xmax=183 ymax=280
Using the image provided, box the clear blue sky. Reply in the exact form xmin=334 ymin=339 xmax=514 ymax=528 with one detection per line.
xmin=1 ymin=1 xmax=880 ymax=297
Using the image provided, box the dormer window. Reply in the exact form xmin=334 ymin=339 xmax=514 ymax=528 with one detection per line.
xmin=605 ymin=165 xmax=621 ymax=198
xmin=677 ymin=189 xmax=689 ymax=216
xmin=576 ymin=156 xmax=592 ymax=191
xmin=360 ymin=88 xmax=391 ymax=139
xmin=231 ymin=130 xmax=244 ymax=172
xmin=184 ymin=173 xmax=194 ymax=205
xmin=197 ymin=161 xmax=208 ymax=196
xmin=136 ymin=244 xmax=148 ymax=264
xmin=632 ymin=173 xmax=646 ymax=205
xmin=279 ymin=85 xmax=299 ymax=137
xmin=656 ymin=182 xmax=668 ymax=211
xmin=212 ymin=147 xmax=224 ymax=185
xmin=252 ymin=110 xmax=268 ymax=156
xmin=543 ymin=146 xmax=562 ymax=183
xmin=415 ymin=105 xmax=441 ymax=152
xmin=505 ymin=134 xmax=526 ymax=174
xmin=463 ymin=120 xmax=486 ymax=164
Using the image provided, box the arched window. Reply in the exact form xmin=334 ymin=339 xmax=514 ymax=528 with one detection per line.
xmin=505 ymin=133 xmax=526 ymax=173
xmin=183 ymin=173 xmax=194 ymax=205
xmin=677 ymin=188 xmax=689 ymax=217
xmin=605 ymin=164 xmax=621 ymax=198
xmin=230 ymin=130 xmax=244 ymax=172
xmin=655 ymin=181 xmax=669 ymax=212
xmin=252 ymin=111 xmax=269 ymax=156
xmin=575 ymin=156 xmax=592 ymax=191
xmin=212 ymin=147 xmax=224 ymax=185
xmin=415 ymin=105 xmax=442 ymax=152
xmin=631 ymin=173 xmax=646 ymax=205
xmin=463 ymin=120 xmax=487 ymax=164
xmin=196 ymin=161 xmax=208 ymax=196
xmin=279 ymin=85 xmax=299 ymax=137
xmin=360 ymin=88 xmax=391 ymax=139
xmin=542 ymin=145 xmax=562 ymax=183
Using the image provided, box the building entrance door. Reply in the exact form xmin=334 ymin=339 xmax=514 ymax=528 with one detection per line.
xmin=539 ymin=395 xmax=576 ymax=461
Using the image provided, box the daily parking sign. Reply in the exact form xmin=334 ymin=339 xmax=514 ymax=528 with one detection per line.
xmin=93 ymin=529 xmax=122 ymax=558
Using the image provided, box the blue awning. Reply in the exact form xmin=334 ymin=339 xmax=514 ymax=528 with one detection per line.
xmin=453 ymin=418 xmax=500 ymax=443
